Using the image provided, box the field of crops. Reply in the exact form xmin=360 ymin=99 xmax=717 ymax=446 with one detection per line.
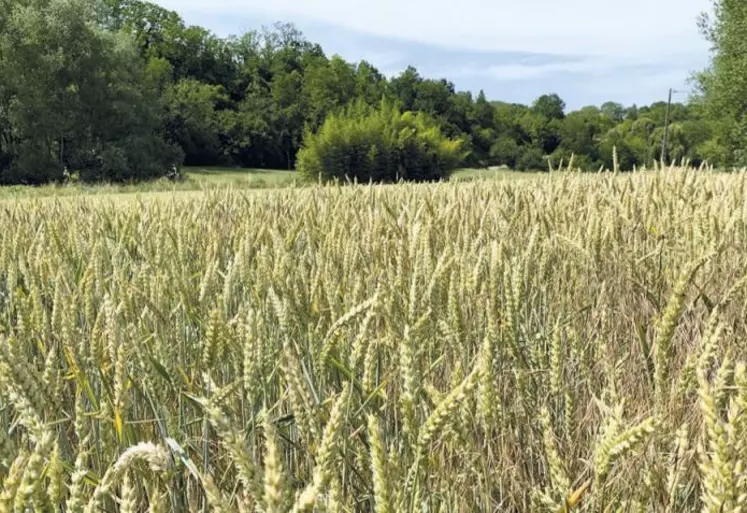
xmin=1 ymin=168 xmax=747 ymax=512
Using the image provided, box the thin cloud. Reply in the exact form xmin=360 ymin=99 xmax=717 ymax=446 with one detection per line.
xmin=153 ymin=0 xmax=712 ymax=108
xmin=158 ymin=0 xmax=710 ymax=59
xmin=462 ymin=61 xmax=603 ymax=81
xmin=450 ymin=53 xmax=702 ymax=82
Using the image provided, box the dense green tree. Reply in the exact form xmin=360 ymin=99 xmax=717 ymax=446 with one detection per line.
xmin=625 ymin=105 xmax=640 ymax=121
xmin=104 ymin=0 xmax=236 ymax=84
xmin=163 ymin=79 xmax=227 ymax=165
xmin=516 ymin=146 xmax=546 ymax=171
xmin=532 ymin=94 xmax=566 ymax=120
xmin=599 ymin=122 xmax=647 ymax=170
xmin=697 ymin=0 xmax=747 ymax=166
xmin=473 ymin=91 xmax=494 ymax=127
xmin=490 ymin=137 xmax=520 ymax=168
xmin=520 ymin=112 xmax=561 ymax=155
xmin=442 ymin=91 xmax=473 ymax=137
xmin=630 ymin=116 xmax=658 ymax=165
xmin=389 ymin=66 xmax=422 ymax=112
xmin=467 ymin=90 xmax=496 ymax=164
xmin=0 ymin=0 xmax=180 ymax=184
xmin=412 ymin=78 xmax=455 ymax=119
xmin=220 ymin=87 xmax=276 ymax=168
xmin=0 ymin=0 xmax=737 ymax=184
xmin=303 ymin=55 xmax=357 ymax=130
xmin=492 ymin=102 xmax=531 ymax=144
xmin=601 ymin=102 xmax=625 ymax=123
xmin=557 ymin=106 xmax=606 ymax=166
xmin=354 ymin=60 xmax=387 ymax=105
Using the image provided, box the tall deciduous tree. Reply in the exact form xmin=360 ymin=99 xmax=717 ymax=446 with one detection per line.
xmin=163 ymin=79 xmax=227 ymax=166
xmin=532 ymin=94 xmax=566 ymax=120
xmin=697 ymin=0 xmax=747 ymax=165
xmin=0 ymin=0 xmax=180 ymax=183
xmin=0 ymin=0 xmax=737 ymax=182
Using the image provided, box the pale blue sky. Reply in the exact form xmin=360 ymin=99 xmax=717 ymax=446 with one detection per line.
xmin=155 ymin=0 xmax=712 ymax=110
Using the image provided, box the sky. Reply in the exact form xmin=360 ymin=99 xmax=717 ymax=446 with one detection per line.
xmin=154 ymin=0 xmax=713 ymax=110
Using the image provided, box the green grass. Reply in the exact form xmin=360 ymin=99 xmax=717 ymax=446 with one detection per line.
xmin=0 ymin=167 xmax=301 ymax=201
xmin=0 ymin=166 xmax=545 ymax=201
xmin=185 ymin=166 xmax=299 ymax=187
xmin=452 ymin=167 xmax=548 ymax=182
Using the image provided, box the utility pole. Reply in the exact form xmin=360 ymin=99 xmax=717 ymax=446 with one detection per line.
xmin=661 ymin=88 xmax=673 ymax=164
xmin=660 ymin=88 xmax=687 ymax=164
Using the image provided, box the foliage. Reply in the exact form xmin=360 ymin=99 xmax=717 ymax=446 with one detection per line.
xmin=517 ymin=146 xmax=547 ymax=171
xmin=297 ymin=100 xmax=467 ymax=182
xmin=162 ymin=79 xmax=227 ymax=166
xmin=533 ymin=93 xmax=566 ymax=120
xmin=490 ymin=136 xmax=521 ymax=168
xmin=0 ymin=0 xmax=181 ymax=184
xmin=697 ymin=0 xmax=747 ymax=167
xmin=0 ymin=0 xmax=740 ymax=184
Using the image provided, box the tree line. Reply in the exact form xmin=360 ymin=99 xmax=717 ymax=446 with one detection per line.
xmin=0 ymin=0 xmax=744 ymax=184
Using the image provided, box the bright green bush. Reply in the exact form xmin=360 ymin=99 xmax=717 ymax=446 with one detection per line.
xmin=297 ymin=100 xmax=467 ymax=182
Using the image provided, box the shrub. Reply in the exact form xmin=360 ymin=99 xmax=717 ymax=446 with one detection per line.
xmin=516 ymin=145 xmax=547 ymax=171
xmin=549 ymin=148 xmax=598 ymax=171
xmin=490 ymin=136 xmax=520 ymax=168
xmin=297 ymin=100 xmax=467 ymax=183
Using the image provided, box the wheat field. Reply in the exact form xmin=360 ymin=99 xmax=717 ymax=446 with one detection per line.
xmin=1 ymin=168 xmax=747 ymax=512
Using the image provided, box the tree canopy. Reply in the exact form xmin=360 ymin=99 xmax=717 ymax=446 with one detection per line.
xmin=0 ymin=0 xmax=182 ymax=184
xmin=0 ymin=0 xmax=740 ymax=183
xmin=697 ymin=0 xmax=747 ymax=167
